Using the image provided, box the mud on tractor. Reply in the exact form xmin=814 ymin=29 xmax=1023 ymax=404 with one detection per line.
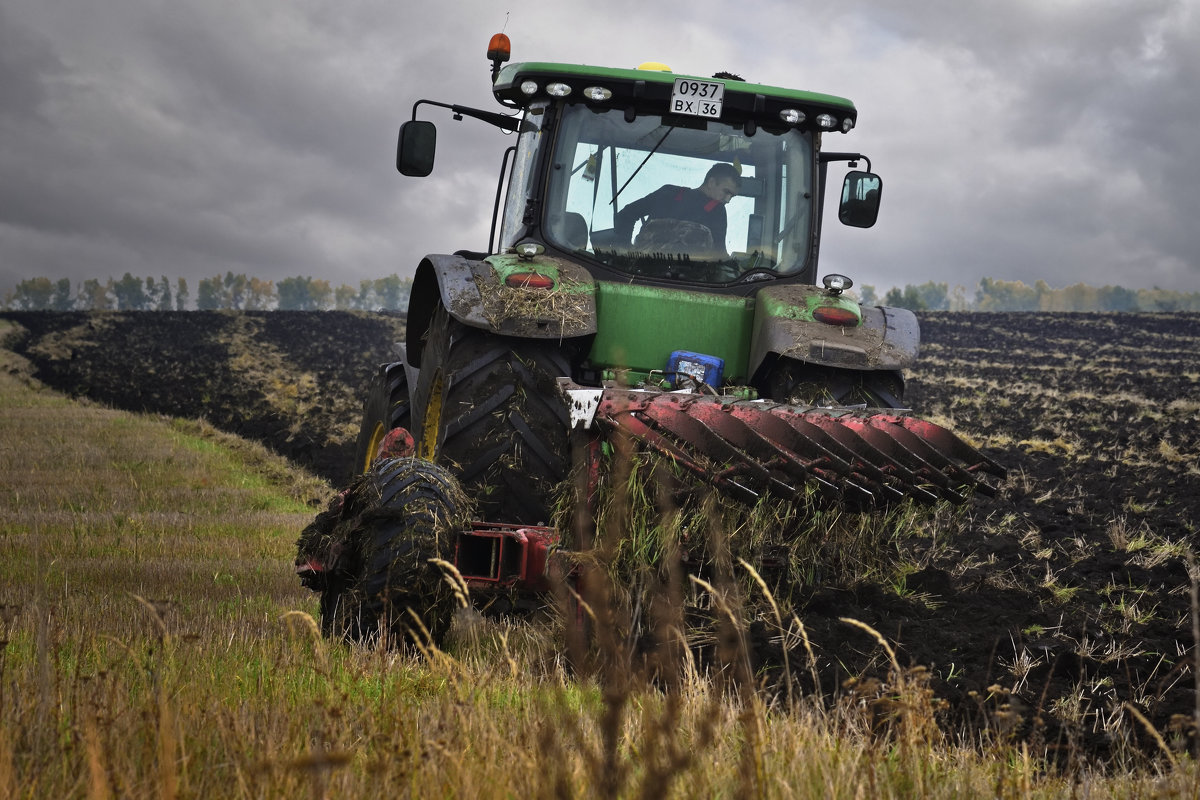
xmin=296 ymin=36 xmax=1004 ymax=646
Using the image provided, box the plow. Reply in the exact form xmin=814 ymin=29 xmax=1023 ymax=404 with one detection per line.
xmin=295 ymin=35 xmax=1005 ymax=647
xmin=565 ymin=382 xmax=1004 ymax=509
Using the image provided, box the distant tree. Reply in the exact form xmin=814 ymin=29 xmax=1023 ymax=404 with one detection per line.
xmin=334 ymin=283 xmax=359 ymax=310
xmin=310 ymin=279 xmax=333 ymax=310
xmin=883 ymin=285 xmax=927 ymax=311
xmin=51 ymin=278 xmax=73 ymax=311
xmin=1098 ymin=285 xmax=1138 ymax=312
xmin=1135 ymin=287 xmax=1200 ymax=311
xmin=196 ymin=276 xmax=226 ymax=310
xmin=112 ymin=273 xmax=149 ymax=310
xmin=912 ymin=281 xmax=949 ymax=311
xmin=6 ymin=278 xmax=55 ymax=309
xmin=1060 ymin=283 xmax=1097 ymax=312
xmin=154 ymin=276 xmax=173 ymax=310
xmin=78 ymin=279 xmax=114 ymax=310
xmin=277 ymin=276 xmax=333 ymax=310
xmin=223 ymin=272 xmax=248 ymax=310
xmin=278 ymin=278 xmax=319 ymax=309
xmin=948 ymin=284 xmax=971 ymax=311
xmin=175 ymin=277 xmax=190 ymax=310
xmin=356 ymin=279 xmax=375 ymax=309
xmin=372 ymin=275 xmax=411 ymax=310
xmin=244 ymin=278 xmax=275 ymax=310
xmin=277 ymin=277 xmax=309 ymax=310
xmin=975 ymin=278 xmax=1039 ymax=311
xmin=1033 ymin=280 xmax=1057 ymax=310
xmin=857 ymin=284 xmax=878 ymax=306
xmin=1136 ymin=288 xmax=1169 ymax=311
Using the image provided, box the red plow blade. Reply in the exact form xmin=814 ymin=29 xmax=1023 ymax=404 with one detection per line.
xmin=563 ymin=383 xmax=1005 ymax=508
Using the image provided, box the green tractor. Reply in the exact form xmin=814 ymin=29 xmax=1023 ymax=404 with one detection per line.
xmin=296 ymin=36 xmax=1003 ymax=645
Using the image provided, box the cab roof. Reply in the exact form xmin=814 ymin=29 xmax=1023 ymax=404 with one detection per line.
xmin=492 ymin=61 xmax=858 ymax=132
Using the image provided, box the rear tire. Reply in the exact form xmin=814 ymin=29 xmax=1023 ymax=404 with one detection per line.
xmin=412 ymin=304 xmax=572 ymax=525
xmin=354 ymin=362 xmax=412 ymax=474
xmin=321 ymin=458 xmax=468 ymax=648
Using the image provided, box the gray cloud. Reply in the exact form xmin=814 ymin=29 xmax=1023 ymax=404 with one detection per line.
xmin=2 ymin=0 xmax=1198 ymax=300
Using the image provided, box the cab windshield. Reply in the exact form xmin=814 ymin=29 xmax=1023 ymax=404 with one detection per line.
xmin=544 ymin=104 xmax=814 ymax=284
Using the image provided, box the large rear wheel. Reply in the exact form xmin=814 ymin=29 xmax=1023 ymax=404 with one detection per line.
xmin=354 ymin=362 xmax=412 ymax=474
xmin=411 ymin=304 xmax=573 ymax=525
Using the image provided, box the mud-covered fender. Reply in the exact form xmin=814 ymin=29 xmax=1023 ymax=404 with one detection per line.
xmin=748 ymin=284 xmax=920 ymax=377
xmin=406 ymin=254 xmax=484 ymax=368
xmin=406 ymin=252 xmax=597 ymax=368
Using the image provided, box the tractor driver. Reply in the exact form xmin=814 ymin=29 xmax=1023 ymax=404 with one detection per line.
xmin=615 ymin=162 xmax=741 ymax=257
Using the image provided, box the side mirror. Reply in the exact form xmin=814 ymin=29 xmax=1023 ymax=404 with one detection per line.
xmin=397 ymin=120 xmax=436 ymax=177
xmin=838 ymin=171 xmax=882 ymax=228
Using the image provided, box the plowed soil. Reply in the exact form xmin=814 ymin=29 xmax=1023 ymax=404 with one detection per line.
xmin=4 ymin=309 xmax=1199 ymax=760
xmin=1 ymin=311 xmax=406 ymax=486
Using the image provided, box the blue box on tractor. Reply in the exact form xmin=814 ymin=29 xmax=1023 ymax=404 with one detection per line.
xmin=666 ymin=350 xmax=724 ymax=388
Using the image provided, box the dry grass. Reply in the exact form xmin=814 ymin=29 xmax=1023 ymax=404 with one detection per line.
xmin=2 ymin=320 xmax=1198 ymax=798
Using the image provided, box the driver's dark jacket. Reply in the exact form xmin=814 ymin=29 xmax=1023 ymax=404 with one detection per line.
xmin=615 ymin=185 xmax=728 ymax=251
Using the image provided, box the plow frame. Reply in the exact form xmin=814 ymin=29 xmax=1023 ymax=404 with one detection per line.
xmin=441 ymin=378 xmax=1007 ymax=599
xmin=559 ymin=379 xmax=1005 ymax=509
xmin=453 ymin=522 xmax=562 ymax=594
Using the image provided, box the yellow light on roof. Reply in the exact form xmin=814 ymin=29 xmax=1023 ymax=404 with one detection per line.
xmin=637 ymin=61 xmax=672 ymax=72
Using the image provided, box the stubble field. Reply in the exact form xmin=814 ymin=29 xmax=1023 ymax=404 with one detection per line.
xmin=3 ymin=309 xmax=1200 ymax=785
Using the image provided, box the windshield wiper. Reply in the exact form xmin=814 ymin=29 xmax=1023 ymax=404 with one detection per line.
xmin=610 ymin=127 xmax=675 ymax=206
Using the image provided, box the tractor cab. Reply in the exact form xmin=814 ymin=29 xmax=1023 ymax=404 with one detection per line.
xmin=398 ymin=47 xmax=881 ymax=296
xmin=396 ymin=36 xmax=912 ymax=404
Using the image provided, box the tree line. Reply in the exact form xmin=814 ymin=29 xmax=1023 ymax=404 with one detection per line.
xmin=6 ymin=272 xmax=1200 ymax=313
xmin=859 ymin=278 xmax=1200 ymax=312
xmin=3 ymin=273 xmax=413 ymax=311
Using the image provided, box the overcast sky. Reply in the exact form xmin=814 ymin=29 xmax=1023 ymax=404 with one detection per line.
xmin=2 ymin=0 xmax=1198 ymax=300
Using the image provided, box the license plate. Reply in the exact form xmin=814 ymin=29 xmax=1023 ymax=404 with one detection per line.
xmin=670 ymin=77 xmax=724 ymax=119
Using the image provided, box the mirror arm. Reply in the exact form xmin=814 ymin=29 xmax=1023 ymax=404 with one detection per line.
xmin=411 ymin=99 xmax=521 ymax=132
xmin=820 ymin=152 xmax=872 ymax=174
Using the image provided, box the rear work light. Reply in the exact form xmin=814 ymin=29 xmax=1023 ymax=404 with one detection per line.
xmin=812 ymin=305 xmax=861 ymax=327
xmin=505 ymin=272 xmax=554 ymax=289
